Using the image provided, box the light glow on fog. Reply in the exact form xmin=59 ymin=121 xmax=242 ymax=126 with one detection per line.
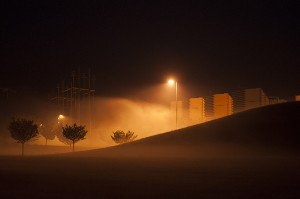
xmin=88 ymin=98 xmax=173 ymax=147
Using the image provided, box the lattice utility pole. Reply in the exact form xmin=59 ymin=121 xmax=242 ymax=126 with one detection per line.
xmin=52 ymin=68 xmax=95 ymax=134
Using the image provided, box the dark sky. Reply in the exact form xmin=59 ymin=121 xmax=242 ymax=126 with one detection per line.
xmin=1 ymin=0 xmax=299 ymax=99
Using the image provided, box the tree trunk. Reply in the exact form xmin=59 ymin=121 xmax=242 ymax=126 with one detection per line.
xmin=22 ymin=143 xmax=24 ymax=156
xmin=45 ymin=138 xmax=48 ymax=145
xmin=72 ymin=141 xmax=75 ymax=152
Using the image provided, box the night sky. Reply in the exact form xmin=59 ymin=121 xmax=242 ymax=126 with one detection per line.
xmin=1 ymin=0 xmax=299 ymax=99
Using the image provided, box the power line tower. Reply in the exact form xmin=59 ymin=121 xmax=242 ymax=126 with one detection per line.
xmin=52 ymin=68 xmax=96 ymax=134
xmin=0 ymin=88 xmax=16 ymax=101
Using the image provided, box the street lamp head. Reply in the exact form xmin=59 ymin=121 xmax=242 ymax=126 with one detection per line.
xmin=58 ymin=114 xmax=64 ymax=120
xmin=168 ymin=79 xmax=175 ymax=86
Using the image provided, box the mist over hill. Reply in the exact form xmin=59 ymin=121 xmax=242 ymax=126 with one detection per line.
xmin=74 ymin=102 xmax=300 ymax=158
xmin=1 ymin=102 xmax=300 ymax=199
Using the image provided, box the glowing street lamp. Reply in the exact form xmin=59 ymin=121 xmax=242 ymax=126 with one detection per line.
xmin=168 ymin=79 xmax=178 ymax=129
xmin=168 ymin=79 xmax=175 ymax=86
xmin=58 ymin=114 xmax=65 ymax=124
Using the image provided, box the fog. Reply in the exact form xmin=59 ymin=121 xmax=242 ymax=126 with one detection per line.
xmin=0 ymin=83 xmax=192 ymax=154
xmin=0 ymin=94 xmax=175 ymax=150
xmin=81 ymin=83 xmax=189 ymax=147
xmin=82 ymin=97 xmax=174 ymax=147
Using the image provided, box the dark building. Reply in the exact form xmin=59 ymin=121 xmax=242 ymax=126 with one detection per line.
xmin=203 ymin=95 xmax=214 ymax=120
xmin=229 ymin=89 xmax=245 ymax=113
xmin=269 ymin=96 xmax=287 ymax=104
xmin=230 ymin=88 xmax=269 ymax=113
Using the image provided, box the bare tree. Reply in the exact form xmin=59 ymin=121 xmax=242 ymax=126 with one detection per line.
xmin=8 ymin=118 xmax=39 ymax=156
xmin=111 ymin=130 xmax=137 ymax=144
xmin=62 ymin=124 xmax=87 ymax=152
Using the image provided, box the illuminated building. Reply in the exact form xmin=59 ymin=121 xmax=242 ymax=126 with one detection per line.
xmin=296 ymin=95 xmax=300 ymax=101
xmin=189 ymin=97 xmax=205 ymax=125
xmin=213 ymin=93 xmax=233 ymax=119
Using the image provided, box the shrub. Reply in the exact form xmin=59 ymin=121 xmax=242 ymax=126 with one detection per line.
xmin=111 ymin=130 xmax=137 ymax=144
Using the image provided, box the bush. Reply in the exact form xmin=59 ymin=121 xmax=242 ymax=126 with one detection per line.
xmin=111 ymin=130 xmax=137 ymax=144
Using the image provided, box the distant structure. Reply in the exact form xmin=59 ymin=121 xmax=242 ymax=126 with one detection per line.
xmin=203 ymin=95 xmax=214 ymax=121
xmin=269 ymin=96 xmax=287 ymax=104
xmin=229 ymin=89 xmax=245 ymax=113
xmin=52 ymin=69 xmax=95 ymax=133
xmin=170 ymin=87 xmax=295 ymax=129
xmin=213 ymin=93 xmax=233 ymax=119
xmin=0 ymin=88 xmax=16 ymax=101
xmin=244 ymin=88 xmax=269 ymax=110
xmin=189 ymin=97 xmax=205 ymax=125
xmin=230 ymin=88 xmax=269 ymax=113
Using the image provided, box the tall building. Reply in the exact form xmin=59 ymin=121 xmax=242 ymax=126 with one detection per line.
xmin=244 ymin=88 xmax=269 ymax=110
xmin=230 ymin=88 xmax=269 ymax=113
xmin=229 ymin=89 xmax=245 ymax=113
xmin=213 ymin=93 xmax=233 ymax=119
xmin=203 ymin=95 xmax=214 ymax=121
xmin=189 ymin=97 xmax=205 ymax=125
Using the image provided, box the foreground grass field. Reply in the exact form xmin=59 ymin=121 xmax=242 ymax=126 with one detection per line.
xmin=1 ymin=156 xmax=300 ymax=199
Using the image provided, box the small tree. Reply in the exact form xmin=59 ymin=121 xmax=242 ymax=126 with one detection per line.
xmin=55 ymin=124 xmax=73 ymax=147
xmin=111 ymin=130 xmax=137 ymax=144
xmin=8 ymin=118 xmax=39 ymax=156
xmin=39 ymin=124 xmax=56 ymax=145
xmin=62 ymin=123 xmax=87 ymax=152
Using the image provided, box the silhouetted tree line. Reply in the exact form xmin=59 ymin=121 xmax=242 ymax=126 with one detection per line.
xmin=8 ymin=117 xmax=138 ymax=156
xmin=8 ymin=117 xmax=87 ymax=156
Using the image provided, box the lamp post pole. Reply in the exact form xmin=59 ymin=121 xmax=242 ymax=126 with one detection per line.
xmin=168 ymin=79 xmax=178 ymax=130
xmin=175 ymin=81 xmax=178 ymax=129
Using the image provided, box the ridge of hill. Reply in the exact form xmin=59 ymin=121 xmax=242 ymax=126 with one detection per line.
xmin=74 ymin=102 xmax=300 ymax=158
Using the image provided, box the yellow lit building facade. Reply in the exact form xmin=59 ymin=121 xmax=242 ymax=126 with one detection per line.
xmin=189 ymin=97 xmax=205 ymax=125
xmin=213 ymin=93 xmax=233 ymax=119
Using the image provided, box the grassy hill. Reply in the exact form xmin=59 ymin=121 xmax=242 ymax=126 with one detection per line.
xmin=1 ymin=102 xmax=300 ymax=199
xmin=75 ymin=101 xmax=300 ymax=158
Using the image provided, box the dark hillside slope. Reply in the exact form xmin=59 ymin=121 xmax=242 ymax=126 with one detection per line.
xmin=76 ymin=102 xmax=300 ymax=158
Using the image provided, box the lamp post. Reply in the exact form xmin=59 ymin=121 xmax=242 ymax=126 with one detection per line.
xmin=168 ymin=79 xmax=178 ymax=129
